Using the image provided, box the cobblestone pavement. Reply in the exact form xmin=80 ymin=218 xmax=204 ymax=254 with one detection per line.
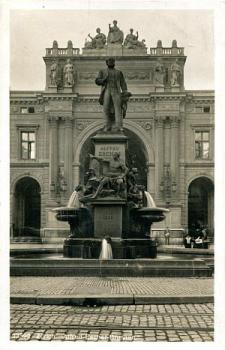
xmin=10 ymin=303 xmax=214 ymax=342
xmin=11 ymin=277 xmax=213 ymax=296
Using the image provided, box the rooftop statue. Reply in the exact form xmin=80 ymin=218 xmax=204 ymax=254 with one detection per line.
xmin=95 ymin=57 xmax=131 ymax=132
xmin=124 ymin=28 xmax=146 ymax=49
xmin=50 ymin=59 xmax=60 ymax=86
xmin=107 ymin=20 xmax=124 ymax=44
xmin=63 ymin=59 xmax=75 ymax=87
xmin=154 ymin=58 xmax=165 ymax=85
xmin=85 ymin=28 xmax=106 ymax=49
xmin=170 ymin=59 xmax=181 ymax=86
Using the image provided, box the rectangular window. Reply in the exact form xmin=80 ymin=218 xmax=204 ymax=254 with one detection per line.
xmin=21 ymin=131 xmax=36 ymax=159
xmin=203 ymin=106 xmax=210 ymax=113
xmin=21 ymin=107 xmax=28 ymax=114
xmin=195 ymin=131 xmax=209 ymax=159
xmin=20 ymin=107 xmax=35 ymax=113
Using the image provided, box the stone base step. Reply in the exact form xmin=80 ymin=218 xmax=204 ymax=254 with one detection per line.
xmin=10 ymin=258 xmax=212 ymax=277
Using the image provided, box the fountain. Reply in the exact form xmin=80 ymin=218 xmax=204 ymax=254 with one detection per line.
xmin=53 ymin=154 xmax=169 ymax=259
xmin=10 ymin=56 xmax=213 ymax=279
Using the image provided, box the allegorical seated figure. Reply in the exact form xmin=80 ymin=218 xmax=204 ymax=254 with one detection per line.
xmin=87 ymin=152 xmax=128 ymax=199
xmin=127 ymin=168 xmax=143 ymax=207
xmin=124 ymin=29 xmax=146 ymax=49
xmin=85 ymin=28 xmax=106 ymax=49
xmin=107 ymin=20 xmax=124 ymax=44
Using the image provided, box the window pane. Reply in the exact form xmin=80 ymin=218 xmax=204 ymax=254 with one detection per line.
xmin=21 ymin=142 xmax=28 ymax=159
xmin=202 ymin=142 xmax=209 ymax=159
xmin=203 ymin=106 xmax=210 ymax=113
xmin=21 ymin=107 xmax=28 ymax=114
xmin=30 ymin=142 xmax=36 ymax=159
xmin=22 ymin=132 xmax=28 ymax=141
xmin=28 ymin=132 xmax=35 ymax=141
xmin=28 ymin=107 xmax=35 ymax=113
xmin=195 ymin=132 xmax=201 ymax=141
xmin=203 ymin=132 xmax=209 ymax=141
xmin=195 ymin=142 xmax=201 ymax=158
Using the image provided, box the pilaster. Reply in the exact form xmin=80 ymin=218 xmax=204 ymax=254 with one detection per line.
xmin=154 ymin=115 xmax=164 ymax=198
xmin=48 ymin=116 xmax=59 ymax=195
xmin=63 ymin=117 xmax=74 ymax=194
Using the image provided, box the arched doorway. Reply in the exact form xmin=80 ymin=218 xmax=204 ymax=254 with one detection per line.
xmin=188 ymin=177 xmax=214 ymax=235
xmin=78 ymin=128 xmax=148 ymax=188
xmin=13 ymin=177 xmax=41 ymax=237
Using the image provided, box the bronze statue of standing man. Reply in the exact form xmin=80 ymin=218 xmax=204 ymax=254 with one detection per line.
xmin=95 ymin=57 xmax=130 ymax=132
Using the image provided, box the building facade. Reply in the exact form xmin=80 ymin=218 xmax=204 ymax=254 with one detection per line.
xmin=10 ymin=35 xmax=214 ymax=243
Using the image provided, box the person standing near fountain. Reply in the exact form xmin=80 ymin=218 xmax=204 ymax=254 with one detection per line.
xmin=99 ymin=235 xmax=113 ymax=260
xmin=164 ymin=227 xmax=170 ymax=245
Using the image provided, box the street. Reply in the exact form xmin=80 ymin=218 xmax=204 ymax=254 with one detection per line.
xmin=10 ymin=303 xmax=213 ymax=342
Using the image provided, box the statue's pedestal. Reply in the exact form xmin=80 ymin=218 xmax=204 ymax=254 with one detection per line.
xmin=63 ymin=86 xmax=73 ymax=93
xmin=107 ymin=43 xmax=123 ymax=56
xmin=155 ymin=85 xmax=164 ymax=92
xmin=48 ymin=85 xmax=58 ymax=93
xmin=91 ymin=198 xmax=126 ymax=238
xmin=82 ymin=47 xmax=107 ymax=56
xmin=171 ymin=86 xmax=180 ymax=92
xmin=92 ymin=132 xmax=128 ymax=163
xmin=123 ymin=47 xmax=147 ymax=56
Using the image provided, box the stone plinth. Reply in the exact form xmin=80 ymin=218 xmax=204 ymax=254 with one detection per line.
xmin=171 ymin=86 xmax=180 ymax=92
xmin=123 ymin=47 xmax=147 ymax=56
xmin=155 ymin=85 xmax=164 ymax=92
xmin=107 ymin=43 xmax=123 ymax=56
xmin=92 ymin=132 xmax=128 ymax=164
xmin=91 ymin=198 xmax=126 ymax=238
xmin=82 ymin=48 xmax=107 ymax=56
xmin=63 ymin=86 xmax=73 ymax=93
xmin=48 ymin=85 xmax=58 ymax=92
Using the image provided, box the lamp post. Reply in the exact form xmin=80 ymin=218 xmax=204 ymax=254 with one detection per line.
xmin=160 ymin=164 xmax=177 ymax=207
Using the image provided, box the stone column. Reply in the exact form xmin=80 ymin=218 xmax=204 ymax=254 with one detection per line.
xmin=170 ymin=116 xmax=180 ymax=193
xmin=48 ymin=116 xmax=58 ymax=193
xmin=154 ymin=116 xmax=164 ymax=198
xmin=64 ymin=117 xmax=73 ymax=194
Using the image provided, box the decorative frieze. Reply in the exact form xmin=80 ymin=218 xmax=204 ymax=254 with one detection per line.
xmin=75 ymin=119 xmax=95 ymax=131
xmin=74 ymin=102 xmax=101 ymax=113
xmin=128 ymin=101 xmax=153 ymax=112
xmin=124 ymin=70 xmax=153 ymax=81
xmin=79 ymin=72 xmax=97 ymax=80
xmin=136 ymin=120 xmax=152 ymax=130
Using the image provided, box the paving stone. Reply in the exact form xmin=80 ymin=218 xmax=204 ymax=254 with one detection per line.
xmin=10 ymin=302 xmax=214 ymax=342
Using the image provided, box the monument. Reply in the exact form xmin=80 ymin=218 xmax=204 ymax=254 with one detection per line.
xmin=53 ymin=55 xmax=168 ymax=259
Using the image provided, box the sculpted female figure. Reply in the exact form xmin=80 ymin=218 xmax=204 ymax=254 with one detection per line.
xmin=107 ymin=20 xmax=124 ymax=44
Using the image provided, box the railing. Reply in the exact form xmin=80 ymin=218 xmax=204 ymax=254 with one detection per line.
xmin=45 ymin=46 xmax=184 ymax=57
xmin=150 ymin=47 xmax=184 ymax=56
xmin=45 ymin=47 xmax=80 ymax=56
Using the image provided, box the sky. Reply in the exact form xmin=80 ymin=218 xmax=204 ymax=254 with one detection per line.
xmin=10 ymin=9 xmax=214 ymax=91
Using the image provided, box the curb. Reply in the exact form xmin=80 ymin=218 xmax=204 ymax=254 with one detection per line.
xmin=10 ymin=294 xmax=214 ymax=305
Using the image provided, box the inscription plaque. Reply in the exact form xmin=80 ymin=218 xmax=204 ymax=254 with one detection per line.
xmin=94 ymin=205 xmax=123 ymax=238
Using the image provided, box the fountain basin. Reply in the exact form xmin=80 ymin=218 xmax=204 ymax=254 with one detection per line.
xmin=63 ymin=237 xmax=157 ymax=259
xmin=10 ymin=256 xmax=212 ymax=277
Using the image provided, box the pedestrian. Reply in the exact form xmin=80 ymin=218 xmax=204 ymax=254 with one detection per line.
xmin=164 ymin=227 xmax=170 ymax=245
xmin=184 ymin=233 xmax=192 ymax=248
xmin=194 ymin=236 xmax=203 ymax=249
